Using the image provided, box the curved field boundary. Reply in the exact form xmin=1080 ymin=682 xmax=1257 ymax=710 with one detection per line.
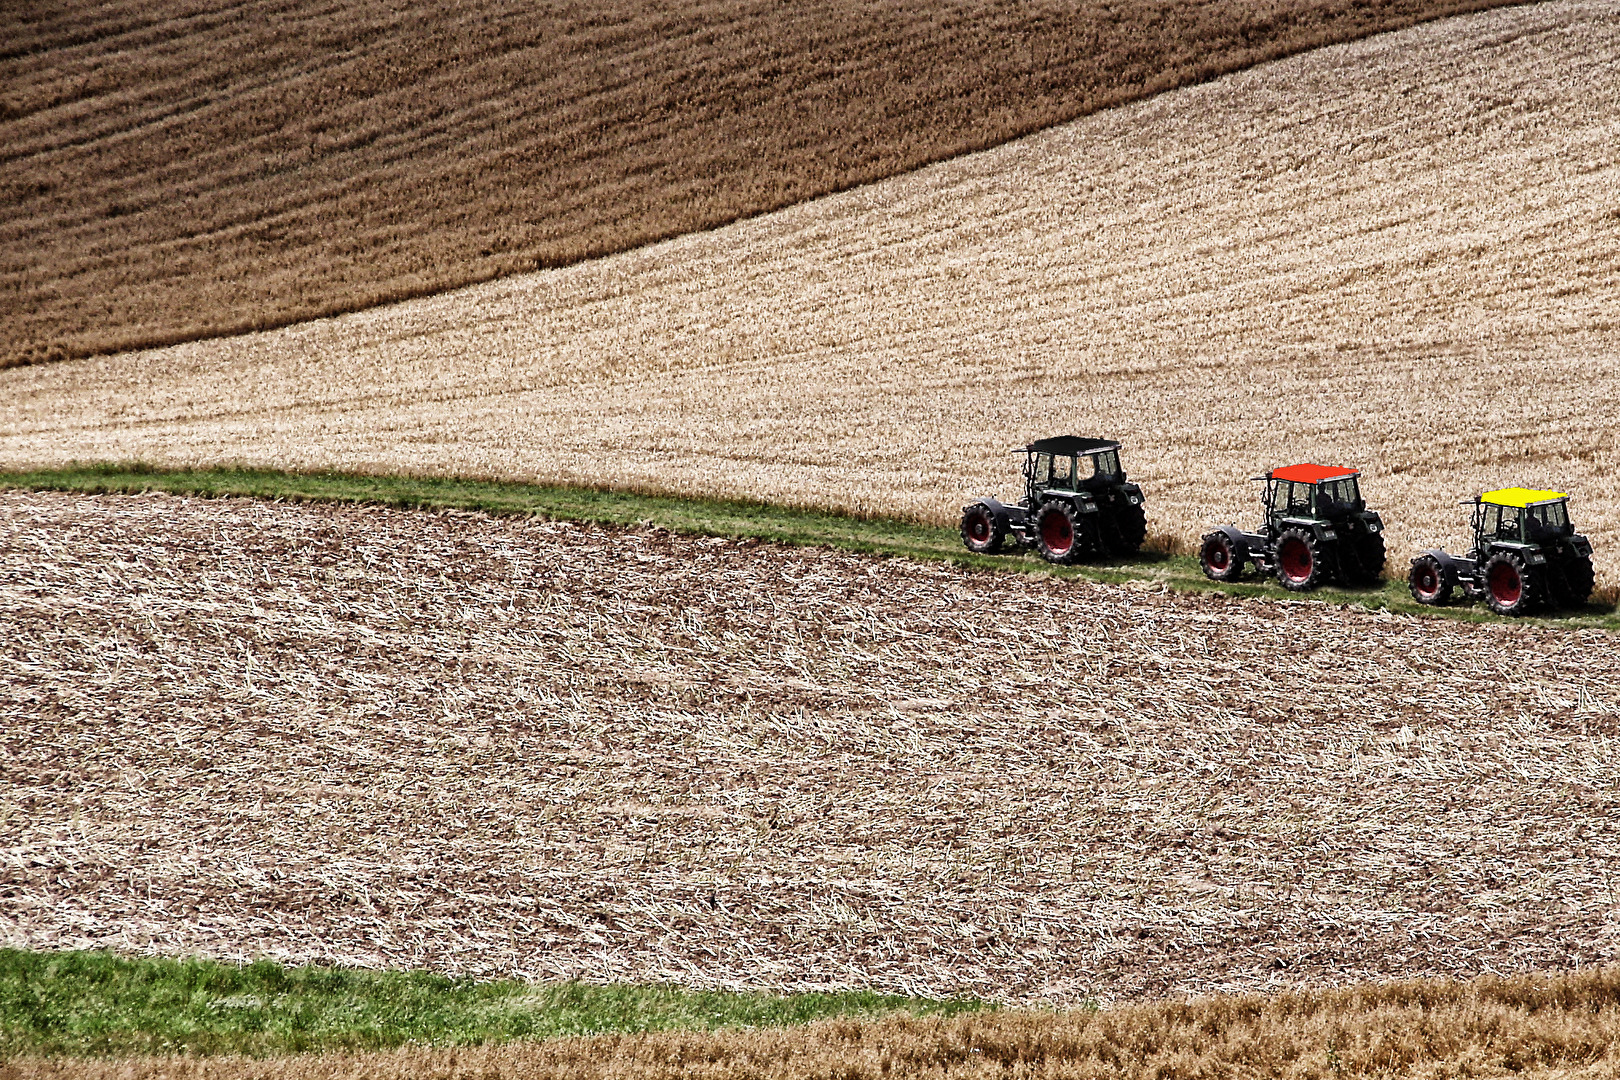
xmin=1 ymin=0 xmax=1525 ymax=367
xmin=4 ymin=464 xmax=1617 ymax=628
xmin=3 ymin=2 xmax=1616 ymax=583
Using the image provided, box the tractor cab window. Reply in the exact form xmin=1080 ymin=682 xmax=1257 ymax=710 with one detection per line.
xmin=1051 ymin=454 xmax=1074 ymax=487
xmin=1527 ymin=501 xmax=1570 ymax=536
xmin=1318 ymin=477 xmax=1361 ymax=512
xmin=1090 ymin=450 xmax=1122 ymax=479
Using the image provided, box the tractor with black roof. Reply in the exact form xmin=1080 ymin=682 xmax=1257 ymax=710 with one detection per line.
xmin=1408 ymin=488 xmax=1595 ymax=616
xmin=960 ymin=436 xmax=1147 ymax=564
xmin=1199 ymin=463 xmax=1387 ymax=591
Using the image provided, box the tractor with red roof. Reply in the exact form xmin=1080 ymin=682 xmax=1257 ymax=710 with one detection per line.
xmin=1199 ymin=463 xmax=1386 ymax=590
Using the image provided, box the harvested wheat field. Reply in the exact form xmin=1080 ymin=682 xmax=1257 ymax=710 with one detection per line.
xmin=4 ymin=490 xmax=1617 ymax=1004
xmin=10 ymin=973 xmax=1620 ymax=1080
xmin=4 ymin=1 xmax=1618 ymax=582
xmin=0 ymin=0 xmax=1499 ymax=368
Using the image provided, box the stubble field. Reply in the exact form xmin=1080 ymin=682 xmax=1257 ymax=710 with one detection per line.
xmin=0 ymin=0 xmax=1503 ymax=368
xmin=5 ymin=490 xmax=1618 ymax=1007
xmin=3 ymin=0 xmax=1617 ymax=584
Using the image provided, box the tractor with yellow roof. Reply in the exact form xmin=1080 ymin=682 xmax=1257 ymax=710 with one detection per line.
xmin=1408 ymin=488 xmax=1595 ymax=615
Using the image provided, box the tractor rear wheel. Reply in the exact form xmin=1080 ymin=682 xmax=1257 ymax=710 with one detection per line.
xmin=1035 ymin=501 xmax=1085 ymax=565
xmin=1344 ymin=532 xmax=1386 ymax=585
xmin=1199 ymin=531 xmax=1246 ymax=582
xmin=1407 ymin=554 xmax=1454 ymax=606
xmin=1482 ymin=551 xmax=1537 ymax=616
xmin=960 ymin=503 xmax=1006 ymax=554
xmin=1275 ymin=528 xmax=1326 ymax=591
xmin=1548 ymin=553 xmax=1595 ymax=609
xmin=1105 ymin=502 xmax=1148 ymax=556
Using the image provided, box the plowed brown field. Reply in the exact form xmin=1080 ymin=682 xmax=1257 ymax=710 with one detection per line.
xmin=4 ymin=491 xmax=1617 ymax=1004
xmin=0 ymin=0 xmax=1504 ymax=368
xmin=4 ymin=1 xmax=1617 ymax=582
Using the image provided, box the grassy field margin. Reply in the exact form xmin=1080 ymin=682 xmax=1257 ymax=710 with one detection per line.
xmin=5 ymin=463 xmax=1616 ymax=629
xmin=0 ymin=950 xmax=982 ymax=1058
xmin=4 ymin=967 xmax=1618 ymax=1078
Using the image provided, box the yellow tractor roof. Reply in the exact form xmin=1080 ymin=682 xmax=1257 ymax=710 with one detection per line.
xmin=1479 ymin=487 xmax=1568 ymax=508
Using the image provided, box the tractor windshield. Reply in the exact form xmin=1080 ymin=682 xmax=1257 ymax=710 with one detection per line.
xmin=1027 ymin=452 xmax=1077 ymax=492
xmin=1478 ymin=503 xmax=1524 ymax=542
xmin=1270 ymin=480 xmax=1316 ymax=518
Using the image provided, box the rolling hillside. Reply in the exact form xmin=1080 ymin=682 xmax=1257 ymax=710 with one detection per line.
xmin=3 ymin=0 xmax=1616 ymax=580
xmin=0 ymin=0 xmax=1509 ymax=369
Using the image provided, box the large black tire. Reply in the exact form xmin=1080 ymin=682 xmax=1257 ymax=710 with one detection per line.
xmin=1274 ymin=528 xmax=1327 ymax=591
xmin=960 ymin=503 xmax=1007 ymax=555
xmin=1344 ymin=532 xmax=1387 ymax=585
xmin=1199 ymin=531 xmax=1247 ymax=582
xmin=1104 ymin=501 xmax=1148 ymax=556
xmin=1481 ymin=550 xmax=1538 ymax=616
xmin=1548 ymin=553 xmax=1595 ymax=609
xmin=1408 ymin=554 xmax=1455 ymax=606
xmin=1034 ymin=501 xmax=1086 ymax=565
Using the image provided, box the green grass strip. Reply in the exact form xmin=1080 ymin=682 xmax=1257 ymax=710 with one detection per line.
xmin=4 ymin=462 xmax=1616 ymax=629
xmin=0 ymin=949 xmax=985 ymax=1058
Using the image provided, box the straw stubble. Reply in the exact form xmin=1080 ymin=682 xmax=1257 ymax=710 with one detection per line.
xmin=4 ymin=490 xmax=1616 ymax=1007
xmin=3 ymin=1 xmax=1616 ymax=581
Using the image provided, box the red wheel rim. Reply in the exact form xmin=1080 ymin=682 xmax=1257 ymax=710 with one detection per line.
xmin=1206 ymin=539 xmax=1231 ymax=571
xmin=967 ymin=510 xmax=991 ymax=543
xmin=1040 ymin=508 xmax=1073 ymax=555
xmin=1413 ymin=563 xmax=1440 ymax=599
xmin=1488 ymin=560 xmax=1522 ymax=605
xmin=1279 ymin=537 xmax=1313 ymax=582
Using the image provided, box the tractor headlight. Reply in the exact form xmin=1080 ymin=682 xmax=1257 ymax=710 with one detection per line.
xmin=1367 ymin=522 xmax=1382 ymax=533
xmin=1127 ymin=495 xmax=1141 ymax=505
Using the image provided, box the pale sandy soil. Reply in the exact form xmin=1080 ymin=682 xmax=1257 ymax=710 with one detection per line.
xmin=3 ymin=492 xmax=1617 ymax=1004
xmin=2 ymin=1 xmax=1617 ymax=580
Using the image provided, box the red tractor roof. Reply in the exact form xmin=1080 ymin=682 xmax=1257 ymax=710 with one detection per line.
xmin=1270 ymin=463 xmax=1359 ymax=483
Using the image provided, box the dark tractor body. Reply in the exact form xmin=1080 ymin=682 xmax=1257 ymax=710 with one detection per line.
xmin=1409 ymin=488 xmax=1595 ymax=616
xmin=961 ymin=436 xmax=1147 ymax=564
xmin=1199 ymin=464 xmax=1386 ymax=591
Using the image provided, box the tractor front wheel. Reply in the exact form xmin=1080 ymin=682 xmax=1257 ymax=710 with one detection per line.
xmin=1275 ymin=529 xmax=1326 ymax=591
xmin=1548 ymin=553 xmax=1595 ymax=609
xmin=1105 ymin=502 xmax=1148 ymax=557
xmin=1035 ymin=501 xmax=1084 ymax=565
xmin=1482 ymin=551 xmax=1537 ymax=616
xmin=960 ymin=503 xmax=1006 ymax=555
xmin=1199 ymin=531 xmax=1246 ymax=582
xmin=1407 ymin=554 xmax=1454 ymax=606
xmin=1344 ymin=532 xmax=1387 ymax=585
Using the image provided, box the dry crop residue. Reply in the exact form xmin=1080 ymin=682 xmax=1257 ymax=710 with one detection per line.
xmin=0 ymin=0 xmax=1510 ymax=367
xmin=3 ymin=2 xmax=1618 ymax=582
xmin=3 ymin=491 xmax=1617 ymax=1003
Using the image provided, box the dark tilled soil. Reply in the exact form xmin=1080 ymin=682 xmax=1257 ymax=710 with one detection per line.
xmin=0 ymin=0 xmax=1518 ymax=367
